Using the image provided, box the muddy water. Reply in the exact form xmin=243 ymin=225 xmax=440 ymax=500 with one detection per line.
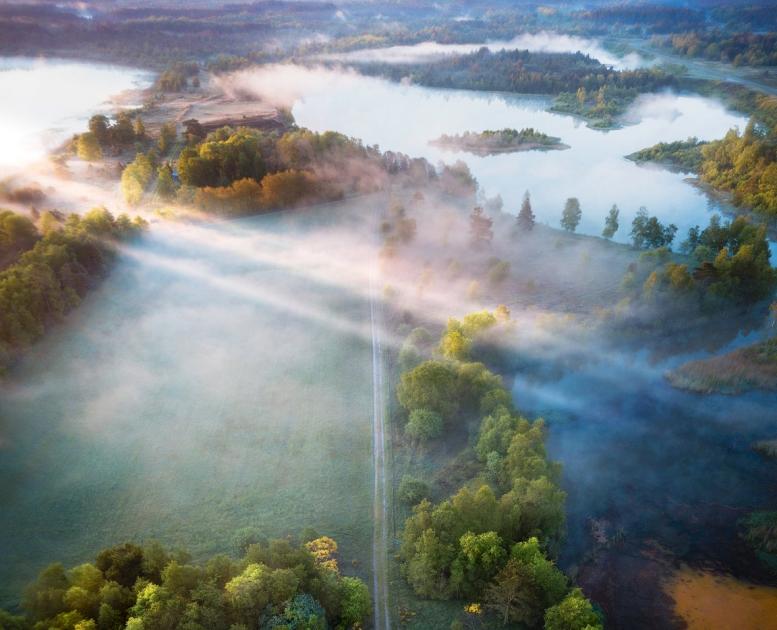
xmin=512 ymin=333 xmax=777 ymax=627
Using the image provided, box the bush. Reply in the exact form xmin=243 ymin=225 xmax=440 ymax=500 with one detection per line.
xmin=398 ymin=476 xmax=430 ymax=506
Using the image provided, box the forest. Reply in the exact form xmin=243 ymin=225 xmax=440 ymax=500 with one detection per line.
xmin=631 ymin=96 xmax=777 ymax=219
xmin=0 ymin=535 xmax=371 ymax=630
xmin=0 ymin=208 xmax=146 ymax=374
xmin=357 ymin=48 xmax=677 ymax=127
xmin=657 ymin=31 xmax=777 ymax=67
xmin=388 ymin=310 xmax=602 ymax=629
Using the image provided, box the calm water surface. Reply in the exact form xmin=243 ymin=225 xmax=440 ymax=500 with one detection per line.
xmin=0 ymin=57 xmax=150 ymax=167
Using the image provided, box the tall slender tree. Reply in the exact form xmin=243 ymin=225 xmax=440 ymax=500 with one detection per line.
xmin=516 ymin=191 xmax=536 ymax=232
xmin=602 ymin=204 xmax=619 ymax=239
xmin=470 ymin=206 xmax=493 ymax=248
xmin=561 ymin=198 xmax=582 ymax=233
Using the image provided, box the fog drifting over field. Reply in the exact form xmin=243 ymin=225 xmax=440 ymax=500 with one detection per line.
xmin=315 ymin=31 xmax=647 ymax=70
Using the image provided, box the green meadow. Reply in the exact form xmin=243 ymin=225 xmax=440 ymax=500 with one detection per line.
xmin=0 ymin=207 xmax=376 ymax=606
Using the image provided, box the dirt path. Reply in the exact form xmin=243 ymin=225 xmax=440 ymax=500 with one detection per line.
xmin=370 ymin=273 xmax=391 ymax=630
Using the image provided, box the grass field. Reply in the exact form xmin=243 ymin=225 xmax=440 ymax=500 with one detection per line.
xmin=0 ymin=204 xmax=377 ymax=606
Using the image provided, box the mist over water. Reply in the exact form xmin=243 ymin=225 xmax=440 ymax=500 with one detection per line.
xmin=227 ymin=64 xmax=748 ymax=245
xmin=511 ymin=339 xmax=777 ymax=572
xmin=316 ymin=31 xmax=647 ymax=70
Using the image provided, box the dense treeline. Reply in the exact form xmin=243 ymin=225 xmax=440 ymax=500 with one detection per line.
xmin=578 ymin=5 xmax=704 ymax=34
xmin=622 ymin=214 xmax=775 ymax=308
xmin=74 ymin=113 xmax=147 ymax=162
xmin=358 ymin=48 xmax=676 ymax=128
xmin=394 ymin=312 xmax=602 ymax=629
xmin=121 ymin=121 xmax=474 ymax=214
xmin=631 ymin=96 xmax=777 ymax=219
xmin=627 ymin=138 xmax=707 ymax=172
xmin=0 ymin=535 xmax=370 ymax=630
xmin=657 ymin=31 xmax=777 ymax=67
xmin=0 ymin=208 xmax=146 ymax=373
xmin=700 ymin=120 xmax=777 ymax=219
xmin=361 ymin=48 xmax=675 ymax=96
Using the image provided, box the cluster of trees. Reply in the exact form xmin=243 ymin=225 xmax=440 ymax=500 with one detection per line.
xmin=0 ymin=209 xmax=38 ymax=265
xmin=361 ymin=48 xmax=676 ymax=106
xmin=156 ymin=62 xmax=200 ymax=92
xmin=699 ymin=118 xmax=777 ymax=219
xmin=658 ymin=31 xmax=777 ymax=67
xmin=76 ymin=114 xmax=146 ymax=162
xmin=630 ymin=208 xmax=677 ymax=250
xmin=632 ymin=101 xmax=777 ymax=219
xmin=624 ymin=214 xmax=775 ymax=306
xmin=579 ymin=5 xmax=703 ymax=34
xmin=393 ymin=313 xmax=602 ymax=628
xmin=380 ymin=201 xmax=417 ymax=256
xmin=0 ymin=534 xmax=371 ymax=630
xmin=150 ymin=125 xmax=456 ymax=215
xmin=551 ymin=82 xmax=658 ymax=128
xmin=628 ymin=137 xmax=707 ymax=173
xmin=431 ymin=128 xmax=564 ymax=155
xmin=0 ymin=208 xmax=146 ymax=373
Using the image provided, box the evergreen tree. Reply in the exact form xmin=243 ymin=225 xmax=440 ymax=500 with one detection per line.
xmin=516 ymin=191 xmax=536 ymax=232
xmin=469 ymin=206 xmax=493 ymax=248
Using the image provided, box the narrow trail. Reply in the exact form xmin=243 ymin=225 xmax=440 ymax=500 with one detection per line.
xmin=370 ymin=273 xmax=391 ymax=630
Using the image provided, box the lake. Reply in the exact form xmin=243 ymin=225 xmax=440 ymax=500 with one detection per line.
xmin=0 ymin=57 xmax=150 ymax=167
xmin=230 ymin=64 xmax=750 ymax=248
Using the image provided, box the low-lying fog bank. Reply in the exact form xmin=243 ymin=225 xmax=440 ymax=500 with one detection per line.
xmin=315 ymin=31 xmax=648 ymax=70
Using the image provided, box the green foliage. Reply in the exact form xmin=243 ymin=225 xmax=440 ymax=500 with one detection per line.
xmin=628 ymin=138 xmax=707 ymax=172
xmin=121 ymin=153 xmax=155 ymax=206
xmin=698 ymin=108 xmax=777 ymax=219
xmin=158 ymin=123 xmax=177 ymax=155
xmin=0 ymin=209 xmax=37 ymax=258
xmin=76 ymin=132 xmax=102 ymax=162
xmin=0 ymin=208 xmax=146 ymax=373
xmin=406 ymin=408 xmax=444 ymax=442
xmin=338 ymin=577 xmax=371 ymax=628
xmin=12 ymin=536 xmax=369 ymax=630
xmin=397 ymin=360 xmax=459 ymax=419
xmin=628 ymin=214 xmax=775 ymax=305
xmin=155 ymin=165 xmax=177 ymax=200
xmin=630 ymin=207 xmax=677 ymax=250
xmin=439 ymin=311 xmax=498 ymax=361
xmin=662 ymin=31 xmax=777 ymax=67
xmin=397 ymin=316 xmax=572 ymax=620
xmin=561 ymin=198 xmax=581 ymax=233
xmin=517 ymin=191 xmax=536 ymax=232
xmin=398 ymin=475 xmax=430 ymax=506
xmin=544 ymin=588 xmax=603 ymax=630
xmin=485 ymin=537 xmax=568 ymax=627
xmin=602 ymin=204 xmax=620 ymax=240
xmin=433 ymin=128 xmax=564 ymax=155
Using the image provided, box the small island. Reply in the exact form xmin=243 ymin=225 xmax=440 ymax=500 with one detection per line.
xmin=430 ymin=127 xmax=568 ymax=155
